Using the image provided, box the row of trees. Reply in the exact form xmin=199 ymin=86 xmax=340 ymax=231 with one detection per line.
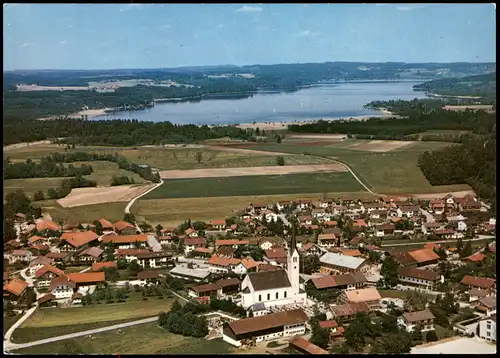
xmin=158 ymin=300 xmax=209 ymax=338
xmin=4 ymin=159 xmax=93 ymax=179
xmin=4 ymin=190 xmax=44 ymax=241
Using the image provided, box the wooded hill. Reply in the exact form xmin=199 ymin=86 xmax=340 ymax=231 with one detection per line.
xmin=413 ymin=72 xmax=496 ymax=98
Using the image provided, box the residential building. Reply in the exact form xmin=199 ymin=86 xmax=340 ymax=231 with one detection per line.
xmin=115 ymin=249 xmax=151 ymax=262
xmin=222 ymin=309 xmax=308 ymax=347
xmin=210 ymin=220 xmax=227 ymax=231
xmin=66 ymin=272 xmax=106 ymax=289
xmin=398 ymin=309 xmax=436 ymax=332
xmin=460 ymin=276 xmax=496 ymax=292
xmin=7 ymin=250 xmax=33 ymax=264
xmin=97 ymin=218 xmax=115 ymax=232
xmin=288 ymin=336 xmax=329 ymax=355
xmin=76 ymin=247 xmax=104 ymax=264
xmin=50 ymin=276 xmax=76 ymax=301
xmin=319 ymin=320 xmax=345 ymax=339
xmin=474 ymin=296 xmax=497 ymax=316
xmin=478 ymin=314 xmax=496 ymax=343
xmin=35 ymin=265 xmax=64 ymax=288
xmin=113 ymin=220 xmax=137 ymax=235
xmin=135 ymin=251 xmax=173 ymax=269
xmin=375 ymin=223 xmax=395 ymax=237
xmin=183 ymin=237 xmax=206 ymax=256
xmin=27 ymin=256 xmax=54 ymax=277
xmin=59 ymin=231 xmax=99 ymax=254
xmin=311 ymin=272 xmax=367 ymax=291
xmin=3 ymin=278 xmax=29 ymax=306
xmin=330 ymin=302 xmax=371 ymax=320
xmin=91 ymin=261 xmax=117 ymax=272
xmin=397 ymin=267 xmax=441 ymax=291
xmin=102 ymin=234 xmax=148 ymax=250
xmin=169 ymin=265 xmax=210 ymax=282
xmin=340 ymin=287 xmax=382 ymax=310
xmin=215 ymin=239 xmax=249 ymax=249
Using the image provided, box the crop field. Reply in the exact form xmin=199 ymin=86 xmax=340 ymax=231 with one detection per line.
xmin=143 ymin=172 xmax=365 ymax=200
xmin=37 ymin=200 xmax=127 ymax=225
xmin=133 ymin=191 xmax=378 ymax=225
xmin=4 ymin=177 xmax=66 ymax=199
xmin=15 ymin=324 xmax=234 ymax=355
xmin=224 ymin=140 xmax=471 ymax=194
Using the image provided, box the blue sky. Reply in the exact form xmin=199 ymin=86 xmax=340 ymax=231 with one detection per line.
xmin=3 ymin=3 xmax=497 ymax=70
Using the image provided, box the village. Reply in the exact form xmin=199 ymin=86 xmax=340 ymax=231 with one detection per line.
xmin=3 ymin=193 xmax=497 ymax=354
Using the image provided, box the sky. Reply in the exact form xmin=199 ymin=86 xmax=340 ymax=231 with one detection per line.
xmin=3 ymin=3 xmax=497 ymax=70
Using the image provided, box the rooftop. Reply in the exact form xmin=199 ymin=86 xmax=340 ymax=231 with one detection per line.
xmin=403 ymin=309 xmax=435 ymax=323
xmin=248 ymin=270 xmax=291 ymax=291
xmin=228 ymin=309 xmax=308 ymax=335
xmin=319 ymin=252 xmax=366 ymax=270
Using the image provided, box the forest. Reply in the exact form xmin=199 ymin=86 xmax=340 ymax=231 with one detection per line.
xmin=288 ymin=109 xmax=496 ymax=138
xmin=418 ymin=133 xmax=496 ymax=209
xmin=413 ymin=72 xmax=496 ymax=98
xmin=3 ymin=118 xmax=257 ymax=146
xmin=4 ymin=159 xmax=93 ymax=179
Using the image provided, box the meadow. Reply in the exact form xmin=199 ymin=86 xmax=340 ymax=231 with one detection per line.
xmin=142 ymin=172 xmax=366 ymax=200
xmin=15 ymin=324 xmax=234 ymax=355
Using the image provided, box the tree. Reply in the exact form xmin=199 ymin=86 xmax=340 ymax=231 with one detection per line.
xmin=102 ymin=267 xmax=120 ymax=282
xmin=195 ymin=151 xmax=203 ymax=164
xmin=156 ymin=224 xmax=163 ymax=236
xmin=310 ymin=322 xmax=330 ymax=349
xmin=123 ymin=213 xmax=135 ymax=223
xmin=344 ymin=320 xmax=366 ymax=351
xmin=411 ymin=324 xmax=424 ymax=346
xmin=381 ymin=255 xmax=400 ymax=287
xmin=302 ymin=255 xmax=320 ymax=274
xmin=33 ymin=190 xmax=45 ymax=201
xmin=276 ymin=156 xmax=285 ymax=166
xmin=3 ymin=219 xmax=17 ymax=241
xmin=457 ymin=238 xmax=464 ymax=253
xmin=426 ymin=330 xmax=438 ymax=342
xmin=276 ymin=135 xmax=282 ymax=144
xmin=5 ymin=190 xmax=32 ymax=214
xmin=94 ymin=220 xmax=103 ymax=235
xmin=128 ymin=260 xmax=142 ymax=276
xmin=191 ymin=316 xmax=209 ymax=337
xmin=460 ymin=240 xmax=473 ymax=258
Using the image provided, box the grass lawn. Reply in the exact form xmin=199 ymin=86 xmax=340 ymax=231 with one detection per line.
xmin=13 ymin=295 xmax=177 ymax=343
xmin=133 ymin=191 xmax=378 ymax=226
xmin=3 ymin=314 xmax=21 ymax=336
xmin=237 ymin=141 xmax=471 ymax=194
xmin=142 ymin=172 xmax=366 ymax=200
xmin=78 ymin=161 xmax=147 ymax=186
xmin=37 ymin=200 xmax=127 ymax=226
xmin=15 ymin=323 xmax=234 ymax=354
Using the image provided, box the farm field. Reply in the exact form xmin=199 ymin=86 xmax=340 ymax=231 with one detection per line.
xmin=142 ymin=172 xmax=365 ymax=200
xmin=37 ymin=200 xmax=127 ymax=225
xmin=226 ymin=140 xmax=471 ymax=194
xmin=4 ymin=177 xmax=66 ymax=199
xmin=132 ymin=191 xmax=378 ymax=225
xmin=15 ymin=324 xmax=234 ymax=355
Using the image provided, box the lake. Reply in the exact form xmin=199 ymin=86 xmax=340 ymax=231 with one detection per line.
xmin=91 ymin=81 xmax=428 ymax=125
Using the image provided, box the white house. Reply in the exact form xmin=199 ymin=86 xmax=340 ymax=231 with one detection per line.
xmin=27 ymin=256 xmax=54 ymax=277
xmin=261 ymin=212 xmax=279 ymax=223
xmin=7 ymin=250 xmax=33 ymax=264
xmin=397 ymin=205 xmax=420 ymax=218
xmin=478 ymin=314 xmax=496 ymax=343
xmin=183 ymin=237 xmax=206 ymax=256
xmin=457 ymin=220 xmax=468 ymax=232
xmin=50 ymin=276 xmax=76 ymax=301
xmin=398 ymin=309 xmax=436 ymax=333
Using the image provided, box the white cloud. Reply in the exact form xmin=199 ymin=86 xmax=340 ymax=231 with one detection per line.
xmin=60 ymin=40 xmax=67 ymax=45
xmin=235 ymin=5 xmax=262 ymax=13
xmin=294 ymin=30 xmax=320 ymax=37
xmin=119 ymin=4 xmax=146 ymax=12
xmin=217 ymin=23 xmax=224 ymax=28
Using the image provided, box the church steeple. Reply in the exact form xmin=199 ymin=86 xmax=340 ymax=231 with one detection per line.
xmin=287 ymin=218 xmax=300 ymax=298
xmin=290 ymin=219 xmax=297 ymax=254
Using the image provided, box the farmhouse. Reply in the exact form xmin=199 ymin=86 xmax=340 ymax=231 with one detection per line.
xmin=7 ymin=250 xmax=33 ymax=264
xmin=392 ymin=249 xmax=439 ymax=267
xmin=3 ymin=278 xmax=29 ymax=305
xmin=76 ymin=247 xmax=104 ymax=264
xmin=207 ymin=255 xmax=241 ymax=274
xmin=375 ymin=223 xmax=395 ymax=237
xmin=50 ymin=276 xmax=76 ymax=300
xmin=398 ymin=309 xmax=435 ymax=332
xmin=113 ymin=220 xmax=137 ymax=235
xmin=215 ymin=239 xmax=249 ymax=249
xmin=319 ymin=320 xmax=345 ymax=338
xmin=264 ymin=247 xmax=288 ymax=266
xmin=135 ymin=251 xmax=173 ymax=269
xmin=311 ymin=272 xmax=367 ymax=291
xmin=474 ymin=296 xmax=497 ymax=316
xmin=397 ymin=267 xmax=441 ymax=291
xmin=59 ymin=231 xmax=99 ymax=253
xmin=184 ymin=237 xmax=206 ymax=256
xmin=317 ymin=233 xmax=338 ymax=248
xmin=115 ymin=249 xmax=151 ymax=262
xmin=319 ymin=252 xmax=368 ymax=274
xmin=188 ymin=278 xmax=241 ymax=298
xmin=36 ymin=220 xmax=61 ymax=236
xmin=102 ymin=234 xmax=148 ymax=249
xmin=98 ymin=218 xmax=115 ymax=232
xmin=222 ymin=309 xmax=308 ymax=347
xmin=288 ymin=336 xmax=329 ymax=355
xmin=35 ymin=265 xmax=64 ymax=288
xmin=330 ymin=302 xmax=371 ymax=320
xmin=210 ymin=219 xmax=227 ymax=231
xmin=92 ymin=261 xmax=117 ymax=272
xmin=460 ymin=276 xmax=496 ymax=292
xmin=299 ymin=242 xmax=326 ymax=256
xmin=28 ymin=256 xmax=54 ymax=276
xmin=340 ymin=287 xmax=381 ymax=310
xmin=66 ymin=272 xmax=106 ymax=288
xmin=169 ymin=265 xmax=210 ymax=282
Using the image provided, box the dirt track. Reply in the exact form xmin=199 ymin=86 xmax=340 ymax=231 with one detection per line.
xmin=206 ymin=145 xmax=293 ymax=156
xmin=159 ymin=163 xmax=347 ymax=179
xmin=288 ymin=134 xmax=347 ymax=139
xmin=404 ymin=190 xmax=477 ymax=200
xmin=57 ymin=184 xmax=156 ymax=208
xmin=349 ymin=140 xmax=415 ymax=152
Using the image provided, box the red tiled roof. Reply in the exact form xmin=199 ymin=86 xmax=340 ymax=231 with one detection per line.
xmin=115 ymin=249 xmax=150 ymax=257
xmin=194 ymin=247 xmax=213 ymax=254
xmin=11 ymin=250 xmax=29 ymax=256
xmin=3 ymin=278 xmax=28 ymax=296
xmin=258 ymin=263 xmax=280 ymax=272
xmin=461 ymin=275 xmax=495 ymax=289
xmin=265 ymin=247 xmax=287 ymax=259
xmin=67 ymin=272 xmax=105 ymax=284
xmin=464 ymin=253 xmax=486 ymax=262
xmin=229 ymin=309 xmax=308 ymax=335
xmin=28 ymin=235 xmax=45 ymax=244
xmin=36 ymin=220 xmax=61 ymax=232
xmin=50 ymin=276 xmax=76 ymax=290
xmin=35 ymin=265 xmax=64 ymax=279
xmin=92 ymin=261 xmax=117 ymax=271
xmin=408 ymin=249 xmax=440 ymax=263
xmin=61 ymin=231 xmax=99 ymax=248
xmin=319 ymin=320 xmax=338 ymax=329
xmin=207 ymin=255 xmax=240 ymax=267
xmin=184 ymin=237 xmax=206 ymax=246
xmin=98 ymin=218 xmax=114 ymax=229
xmin=216 ymin=239 xmax=249 ymax=246
xmin=289 ymin=336 xmax=329 ymax=355
xmin=113 ymin=220 xmax=136 ymax=232
xmin=103 ymin=234 xmax=147 ymax=244
xmin=210 ymin=220 xmax=226 ymax=226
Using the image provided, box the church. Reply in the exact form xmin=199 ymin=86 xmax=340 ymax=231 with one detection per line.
xmin=239 ymin=225 xmax=307 ymax=316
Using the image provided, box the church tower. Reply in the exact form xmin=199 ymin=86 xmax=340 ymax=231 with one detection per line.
xmin=287 ymin=220 xmax=300 ymax=299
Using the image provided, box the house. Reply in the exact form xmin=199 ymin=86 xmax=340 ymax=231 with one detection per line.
xmin=4 ymin=240 xmax=22 ymax=251
xmin=91 ymin=261 xmax=116 ymax=272
xmin=3 ymin=278 xmax=29 ymax=305
xmin=115 ymin=249 xmax=151 ymax=262
xmin=76 ymin=247 xmax=104 ymax=264
xmin=135 ymin=251 xmax=173 ymax=269
xmin=299 ymin=243 xmax=326 ymax=257
xmin=298 ymin=215 xmax=313 ymax=226
xmin=28 ymin=235 xmax=48 ymax=247
xmin=59 ymin=231 xmax=100 ymax=253
xmin=169 ymin=265 xmax=211 ymax=282
xmin=473 ymin=296 xmax=497 ymax=316
xmin=276 ymin=200 xmax=292 ymax=211
xmin=397 ymin=267 xmax=441 ymax=291
xmin=434 ymin=228 xmax=457 ymax=239
xmin=460 ymin=276 xmax=496 ymax=292
xmin=7 ymin=250 xmax=33 ymax=264
xmin=188 ymin=283 xmax=221 ymax=298
xmin=45 ymin=252 xmax=70 ymax=264
xmin=288 ymin=336 xmax=329 ymax=355
xmin=317 ymin=234 xmax=338 ymax=249
xmin=398 ymin=309 xmax=436 ymax=332
xmin=233 ymin=257 xmax=259 ymax=275
xmin=207 ymin=255 xmax=241 ymax=274
xmin=113 ymin=220 xmax=137 ymax=235
xmin=361 ymin=203 xmax=385 ymax=214
xmin=443 ymin=194 xmax=456 ymax=207
xmin=210 ymin=220 xmax=227 ymax=231
xmin=192 ymin=247 xmax=213 ymax=258
xmin=38 ymin=293 xmax=57 ymax=308
xmin=258 ymin=263 xmax=281 ymax=272
xmin=184 ymin=237 xmax=206 ymax=256
xmin=251 ymin=203 xmax=269 ymax=212
xmin=375 ymin=223 xmax=395 ymax=237
xmin=35 ymin=265 xmax=65 ymax=288
xmin=421 ymin=222 xmax=444 ymax=235
xmin=259 ymin=237 xmax=283 ymax=250
xmin=311 ymin=272 xmax=367 ymax=291
xmin=103 ymin=234 xmax=148 ymax=250
xmin=66 ymin=272 xmax=106 ymax=288
xmin=329 ymin=302 xmax=371 ymax=320
xmin=430 ymin=201 xmax=445 ymax=215
xmin=97 ymin=218 xmax=115 ymax=232
xmin=27 ymin=256 xmax=54 ymax=277
xmin=36 ymin=220 xmax=61 ymax=236
xmin=222 ymin=309 xmax=308 ymax=347
xmin=158 ymin=236 xmax=175 ymax=247
xmin=478 ymin=314 xmax=496 ymax=343
xmin=312 ymin=208 xmax=327 ymax=219
xmin=298 ymin=200 xmax=312 ymax=210
xmin=319 ymin=252 xmax=369 ymax=274
xmin=319 ymin=320 xmax=345 ymax=339
xmin=459 ymin=201 xmax=482 ymax=212
xmin=392 ymin=249 xmax=440 ymax=268
xmin=264 ymin=247 xmax=288 ymax=266
xmin=369 ymin=210 xmax=388 ymax=220
xmin=159 ymin=227 xmax=176 ymax=236
xmin=137 ymin=270 xmax=165 ymax=285
xmin=469 ymin=287 xmax=495 ymax=303
xmin=71 ymin=292 xmax=83 ymax=305
xmin=215 ymin=246 xmax=236 ymax=258
xmin=50 ymin=276 xmax=76 ymax=301
xmin=184 ymin=228 xmax=199 ymax=238
xmin=340 ymin=287 xmax=382 ymax=310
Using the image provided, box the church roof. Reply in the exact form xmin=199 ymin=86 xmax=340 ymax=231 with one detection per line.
xmin=248 ymin=269 xmax=291 ymax=291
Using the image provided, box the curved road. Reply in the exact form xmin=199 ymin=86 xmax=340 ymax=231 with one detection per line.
xmin=125 ymin=179 xmax=164 ymax=214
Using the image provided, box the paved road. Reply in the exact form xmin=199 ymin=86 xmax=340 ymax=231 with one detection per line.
xmin=124 ymin=179 xmax=164 ymax=214
xmin=381 ymin=235 xmax=495 ymax=247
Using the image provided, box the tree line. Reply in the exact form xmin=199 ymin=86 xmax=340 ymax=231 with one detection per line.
xmin=288 ymin=109 xmax=495 ymax=138
xmin=4 ymin=158 xmax=93 ymax=180
xmin=413 ymin=72 xmax=496 ymax=98
xmin=4 ymin=190 xmax=44 ymax=241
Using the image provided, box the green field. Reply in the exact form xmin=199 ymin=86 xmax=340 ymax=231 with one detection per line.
xmin=235 ymin=140 xmax=471 ymax=194
xmin=4 ymin=177 xmax=66 ymax=198
xmin=15 ymin=323 xmax=234 ymax=355
xmin=142 ymin=172 xmax=366 ymax=199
